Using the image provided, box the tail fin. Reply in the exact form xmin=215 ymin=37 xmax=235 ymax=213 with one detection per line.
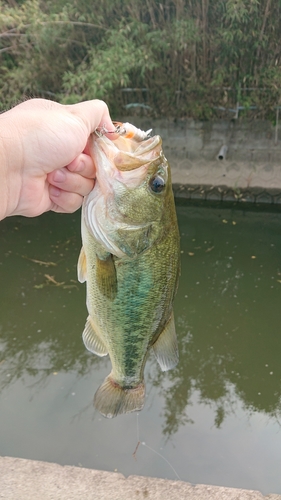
xmin=94 ymin=374 xmax=145 ymax=418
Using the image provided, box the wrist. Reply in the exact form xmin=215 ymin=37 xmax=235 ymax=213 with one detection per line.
xmin=0 ymin=133 xmax=10 ymax=220
xmin=0 ymin=116 xmax=23 ymax=220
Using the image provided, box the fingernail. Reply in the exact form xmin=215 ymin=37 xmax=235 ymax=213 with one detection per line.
xmin=53 ymin=169 xmax=66 ymax=182
xmin=49 ymin=186 xmax=61 ymax=197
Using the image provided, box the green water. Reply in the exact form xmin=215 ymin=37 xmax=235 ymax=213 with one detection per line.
xmin=1 ymin=203 xmax=281 ymax=494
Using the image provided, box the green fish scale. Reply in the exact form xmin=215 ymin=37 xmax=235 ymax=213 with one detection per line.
xmin=86 ymin=226 xmax=179 ymax=386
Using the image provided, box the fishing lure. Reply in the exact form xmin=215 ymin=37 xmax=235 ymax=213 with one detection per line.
xmin=95 ymin=121 xmax=152 ymax=142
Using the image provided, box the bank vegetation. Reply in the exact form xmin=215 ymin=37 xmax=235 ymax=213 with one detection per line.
xmin=1 ymin=0 xmax=281 ymax=118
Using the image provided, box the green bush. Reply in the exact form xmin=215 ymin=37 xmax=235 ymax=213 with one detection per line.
xmin=1 ymin=0 xmax=280 ymax=118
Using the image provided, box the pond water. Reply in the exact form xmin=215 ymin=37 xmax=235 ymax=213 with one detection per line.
xmin=0 ymin=202 xmax=281 ymax=495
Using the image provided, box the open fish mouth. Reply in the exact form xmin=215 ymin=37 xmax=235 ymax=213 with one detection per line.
xmin=94 ymin=122 xmax=163 ymax=172
xmin=114 ymin=135 xmax=163 ymax=172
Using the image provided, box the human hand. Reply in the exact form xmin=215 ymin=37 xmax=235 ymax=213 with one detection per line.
xmin=0 ymin=98 xmax=115 ymax=220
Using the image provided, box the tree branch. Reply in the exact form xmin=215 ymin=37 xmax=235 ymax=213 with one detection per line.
xmin=0 ymin=20 xmax=105 ymax=39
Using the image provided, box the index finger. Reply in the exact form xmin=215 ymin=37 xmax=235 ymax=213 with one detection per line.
xmin=67 ymin=153 xmax=96 ymax=179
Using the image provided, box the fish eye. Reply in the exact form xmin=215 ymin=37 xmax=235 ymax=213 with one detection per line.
xmin=149 ymin=175 xmax=165 ymax=194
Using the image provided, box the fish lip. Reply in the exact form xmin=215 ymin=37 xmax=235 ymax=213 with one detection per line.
xmin=131 ymin=135 xmax=162 ymax=156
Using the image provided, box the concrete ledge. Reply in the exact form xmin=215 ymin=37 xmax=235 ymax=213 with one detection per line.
xmin=1 ymin=456 xmax=280 ymax=500
xmin=172 ymin=183 xmax=281 ymax=205
xmin=171 ymin=160 xmax=281 ymax=204
xmin=171 ymin=160 xmax=281 ymax=191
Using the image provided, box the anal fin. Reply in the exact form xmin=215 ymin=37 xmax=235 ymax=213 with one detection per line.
xmin=152 ymin=311 xmax=179 ymax=371
xmin=82 ymin=316 xmax=108 ymax=357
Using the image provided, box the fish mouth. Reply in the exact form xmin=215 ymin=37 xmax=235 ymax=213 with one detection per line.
xmin=115 ymin=135 xmax=162 ymax=172
xmin=96 ymin=133 xmax=163 ymax=173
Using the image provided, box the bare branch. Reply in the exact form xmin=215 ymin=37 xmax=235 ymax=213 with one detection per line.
xmin=0 ymin=46 xmax=13 ymax=53
xmin=0 ymin=20 xmax=105 ymax=39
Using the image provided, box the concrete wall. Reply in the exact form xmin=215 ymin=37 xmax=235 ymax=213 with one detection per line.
xmin=121 ymin=117 xmax=281 ymax=203
xmin=123 ymin=117 xmax=280 ymax=163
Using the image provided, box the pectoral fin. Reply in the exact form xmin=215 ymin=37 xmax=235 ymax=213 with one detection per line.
xmin=96 ymin=254 xmax=117 ymax=299
xmin=77 ymin=246 xmax=87 ymax=283
xmin=152 ymin=312 xmax=179 ymax=371
xmin=82 ymin=316 xmax=108 ymax=357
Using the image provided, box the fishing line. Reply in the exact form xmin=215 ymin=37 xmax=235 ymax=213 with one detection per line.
xmin=133 ymin=412 xmax=181 ymax=481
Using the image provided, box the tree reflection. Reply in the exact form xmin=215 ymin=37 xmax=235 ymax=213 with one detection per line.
xmin=150 ymin=299 xmax=281 ymax=437
xmin=0 ymin=212 xmax=103 ymax=393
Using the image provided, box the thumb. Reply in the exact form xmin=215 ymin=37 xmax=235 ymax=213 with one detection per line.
xmin=67 ymin=99 xmax=116 ymax=136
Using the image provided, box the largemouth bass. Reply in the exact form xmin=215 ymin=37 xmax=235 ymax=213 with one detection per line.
xmin=78 ymin=122 xmax=180 ymax=418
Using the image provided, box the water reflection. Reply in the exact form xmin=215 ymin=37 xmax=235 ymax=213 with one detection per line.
xmin=1 ymin=205 xmax=281 ymax=492
xmin=0 ymin=213 xmax=102 ymax=391
xmin=157 ymin=204 xmax=281 ymax=437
